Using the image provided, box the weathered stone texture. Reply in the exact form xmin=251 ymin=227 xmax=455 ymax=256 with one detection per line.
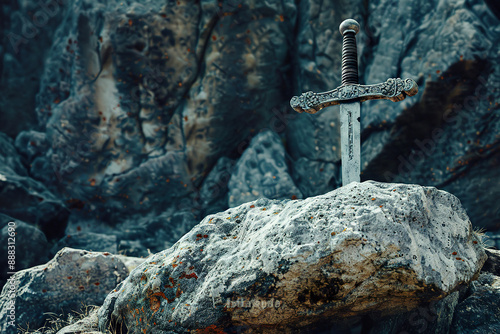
xmin=97 ymin=181 xmax=485 ymax=333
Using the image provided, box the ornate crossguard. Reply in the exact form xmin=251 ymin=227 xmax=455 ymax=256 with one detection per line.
xmin=290 ymin=19 xmax=418 ymax=185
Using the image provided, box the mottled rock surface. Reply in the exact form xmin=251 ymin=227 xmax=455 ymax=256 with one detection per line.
xmin=0 ymin=132 xmax=69 ymax=240
xmin=228 ymin=130 xmax=302 ymax=207
xmin=450 ymin=273 xmax=500 ymax=333
xmin=482 ymin=248 xmax=500 ymax=277
xmin=0 ymin=214 xmax=50 ymax=287
xmin=0 ymin=248 xmax=145 ymax=334
xmin=97 ymin=181 xmax=485 ymax=333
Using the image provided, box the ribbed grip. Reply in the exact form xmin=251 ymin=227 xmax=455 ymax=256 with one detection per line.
xmin=341 ymin=31 xmax=358 ymax=85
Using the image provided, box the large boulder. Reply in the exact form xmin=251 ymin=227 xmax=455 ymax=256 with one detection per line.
xmin=0 ymin=248 xmax=146 ymax=334
xmin=98 ymin=181 xmax=486 ymax=333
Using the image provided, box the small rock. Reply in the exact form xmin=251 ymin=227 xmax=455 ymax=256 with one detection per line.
xmin=451 ymin=273 xmax=500 ymax=333
xmin=52 ymin=232 xmax=118 ymax=255
xmin=0 ymin=214 xmax=50 ymax=287
xmin=0 ymin=248 xmax=145 ymax=334
xmin=482 ymin=248 xmax=500 ymax=276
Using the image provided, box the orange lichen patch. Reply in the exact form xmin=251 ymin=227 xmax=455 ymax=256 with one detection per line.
xmin=89 ymin=179 xmax=96 ymax=186
xmin=172 ymin=264 xmax=178 ymax=268
xmin=212 ymin=35 xmax=217 ymax=41
xmin=203 ymin=235 xmax=208 ymax=238
xmin=291 ymin=195 xmax=298 ymax=200
xmin=379 ymin=205 xmax=383 ymax=208
xmin=103 ymin=252 xmax=110 ymax=256
xmin=67 ymin=276 xmax=72 ymax=279
xmin=196 ymin=234 xmax=203 ymax=238
xmin=196 ymin=324 xmax=227 ymax=333
xmin=371 ymin=198 xmax=376 ymax=201
xmin=141 ymin=275 xmax=147 ymax=281
xmin=473 ymin=241 xmax=478 ymax=244
xmin=250 ymin=205 xmax=255 ymax=208
xmin=452 ymin=252 xmax=457 ymax=255
xmin=128 ymin=19 xmax=133 ymax=26
xmin=456 ymin=257 xmax=462 ymax=260
xmin=179 ymin=272 xmax=198 ymax=280
xmin=262 ymin=208 xmax=267 ymax=211
xmin=94 ymin=282 xmax=100 ymax=286
xmin=176 ymin=287 xmax=182 ymax=298
xmin=279 ymin=15 xmax=284 ymax=22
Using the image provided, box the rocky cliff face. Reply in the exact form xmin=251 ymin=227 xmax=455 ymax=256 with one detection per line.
xmin=1 ymin=0 xmax=499 ymax=262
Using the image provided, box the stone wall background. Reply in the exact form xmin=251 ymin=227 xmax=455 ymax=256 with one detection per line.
xmin=1 ymin=0 xmax=499 ymax=270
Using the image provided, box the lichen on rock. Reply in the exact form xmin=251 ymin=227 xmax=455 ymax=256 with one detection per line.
xmin=97 ymin=181 xmax=486 ymax=333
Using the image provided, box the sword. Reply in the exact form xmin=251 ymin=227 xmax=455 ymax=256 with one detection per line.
xmin=290 ymin=19 xmax=418 ymax=186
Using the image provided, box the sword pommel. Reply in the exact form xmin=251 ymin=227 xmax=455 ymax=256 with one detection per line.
xmin=339 ymin=19 xmax=360 ymax=35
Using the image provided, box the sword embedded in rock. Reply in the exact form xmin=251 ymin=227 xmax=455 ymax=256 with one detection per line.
xmin=290 ymin=19 xmax=418 ymax=186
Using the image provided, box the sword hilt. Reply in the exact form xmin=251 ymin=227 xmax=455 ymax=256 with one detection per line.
xmin=339 ymin=19 xmax=360 ymax=86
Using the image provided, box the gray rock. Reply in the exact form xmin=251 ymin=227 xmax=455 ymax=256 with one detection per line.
xmin=451 ymin=273 xmax=500 ymax=333
xmin=482 ymin=248 xmax=500 ymax=276
xmin=368 ymin=290 xmax=463 ymax=334
xmin=98 ymin=181 xmax=485 ymax=333
xmin=0 ymin=131 xmax=68 ymax=240
xmin=0 ymin=0 xmax=67 ymax=137
xmin=0 ymin=214 xmax=50 ymax=287
xmin=56 ymin=307 xmax=102 ymax=334
xmin=292 ymin=156 xmax=339 ymax=198
xmin=198 ymin=156 xmax=236 ymax=216
xmin=0 ymin=247 xmax=145 ymax=334
xmin=52 ymin=232 xmax=118 ymax=255
xmin=228 ymin=130 xmax=302 ymax=207
xmin=14 ymin=130 xmax=49 ymax=165
xmin=0 ymin=132 xmax=27 ymax=176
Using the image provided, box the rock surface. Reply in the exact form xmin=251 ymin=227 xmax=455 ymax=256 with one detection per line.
xmin=450 ymin=272 xmax=500 ymax=333
xmin=481 ymin=248 xmax=500 ymax=277
xmin=0 ymin=132 xmax=69 ymax=240
xmin=228 ymin=130 xmax=302 ymax=207
xmin=97 ymin=181 xmax=485 ymax=333
xmin=0 ymin=214 xmax=50 ymax=287
xmin=0 ymin=248 xmax=145 ymax=334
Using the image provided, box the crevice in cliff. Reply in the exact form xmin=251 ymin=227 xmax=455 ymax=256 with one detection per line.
xmin=361 ymin=59 xmax=490 ymax=182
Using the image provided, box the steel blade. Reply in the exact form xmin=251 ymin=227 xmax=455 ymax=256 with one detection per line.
xmin=339 ymin=101 xmax=361 ymax=185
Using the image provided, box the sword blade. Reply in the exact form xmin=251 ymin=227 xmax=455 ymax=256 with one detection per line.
xmin=339 ymin=101 xmax=361 ymax=185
